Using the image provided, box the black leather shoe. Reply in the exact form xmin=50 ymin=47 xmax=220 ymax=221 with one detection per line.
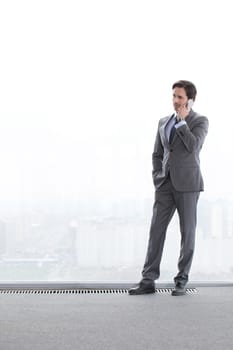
xmin=171 ymin=283 xmax=186 ymax=296
xmin=128 ymin=282 xmax=155 ymax=295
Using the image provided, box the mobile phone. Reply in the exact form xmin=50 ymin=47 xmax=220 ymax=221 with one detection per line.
xmin=186 ymin=99 xmax=194 ymax=109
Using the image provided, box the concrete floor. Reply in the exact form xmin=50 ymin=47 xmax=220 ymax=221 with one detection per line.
xmin=0 ymin=287 xmax=233 ymax=350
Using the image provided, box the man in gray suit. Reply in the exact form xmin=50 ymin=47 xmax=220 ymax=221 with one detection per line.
xmin=129 ymin=80 xmax=209 ymax=296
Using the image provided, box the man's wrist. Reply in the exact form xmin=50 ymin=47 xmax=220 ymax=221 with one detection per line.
xmin=175 ymin=120 xmax=186 ymax=128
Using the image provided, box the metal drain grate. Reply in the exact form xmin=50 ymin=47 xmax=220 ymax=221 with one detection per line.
xmin=156 ymin=288 xmax=197 ymax=294
xmin=0 ymin=288 xmax=197 ymax=295
xmin=0 ymin=289 xmax=128 ymax=295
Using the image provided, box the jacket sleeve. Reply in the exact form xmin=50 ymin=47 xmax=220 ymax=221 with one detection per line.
xmin=152 ymin=123 xmax=164 ymax=177
xmin=175 ymin=116 xmax=209 ymax=153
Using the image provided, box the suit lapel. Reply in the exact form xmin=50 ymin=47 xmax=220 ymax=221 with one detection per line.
xmin=160 ymin=114 xmax=174 ymax=146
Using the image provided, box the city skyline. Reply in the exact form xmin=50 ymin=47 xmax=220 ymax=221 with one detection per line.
xmin=0 ymin=196 xmax=232 ymax=282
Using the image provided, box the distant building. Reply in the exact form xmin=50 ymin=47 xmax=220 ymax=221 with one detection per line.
xmin=0 ymin=219 xmax=7 ymax=257
xmin=68 ymin=220 xmax=78 ymax=264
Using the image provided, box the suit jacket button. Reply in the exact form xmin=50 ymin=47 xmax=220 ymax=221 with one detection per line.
xmin=170 ymin=149 xmax=173 ymax=152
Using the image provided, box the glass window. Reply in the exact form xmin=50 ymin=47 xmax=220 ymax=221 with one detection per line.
xmin=0 ymin=1 xmax=232 ymax=282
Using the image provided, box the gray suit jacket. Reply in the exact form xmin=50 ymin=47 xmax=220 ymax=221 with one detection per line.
xmin=152 ymin=109 xmax=209 ymax=192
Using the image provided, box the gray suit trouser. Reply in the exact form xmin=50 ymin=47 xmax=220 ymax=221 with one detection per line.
xmin=142 ymin=175 xmax=200 ymax=286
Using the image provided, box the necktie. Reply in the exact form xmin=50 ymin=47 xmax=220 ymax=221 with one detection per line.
xmin=169 ymin=118 xmax=178 ymax=143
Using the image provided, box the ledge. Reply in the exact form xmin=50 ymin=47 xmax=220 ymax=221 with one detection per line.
xmin=0 ymin=281 xmax=233 ymax=290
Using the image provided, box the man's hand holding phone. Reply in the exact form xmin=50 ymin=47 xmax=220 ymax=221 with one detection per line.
xmin=177 ymin=99 xmax=193 ymax=121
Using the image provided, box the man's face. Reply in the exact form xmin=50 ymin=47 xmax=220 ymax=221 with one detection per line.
xmin=172 ymin=87 xmax=188 ymax=112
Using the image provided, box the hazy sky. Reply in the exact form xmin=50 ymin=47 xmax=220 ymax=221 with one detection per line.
xmin=0 ymin=0 xmax=232 ymax=203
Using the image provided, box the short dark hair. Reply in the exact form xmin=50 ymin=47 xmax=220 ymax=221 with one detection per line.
xmin=172 ymin=80 xmax=197 ymax=101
